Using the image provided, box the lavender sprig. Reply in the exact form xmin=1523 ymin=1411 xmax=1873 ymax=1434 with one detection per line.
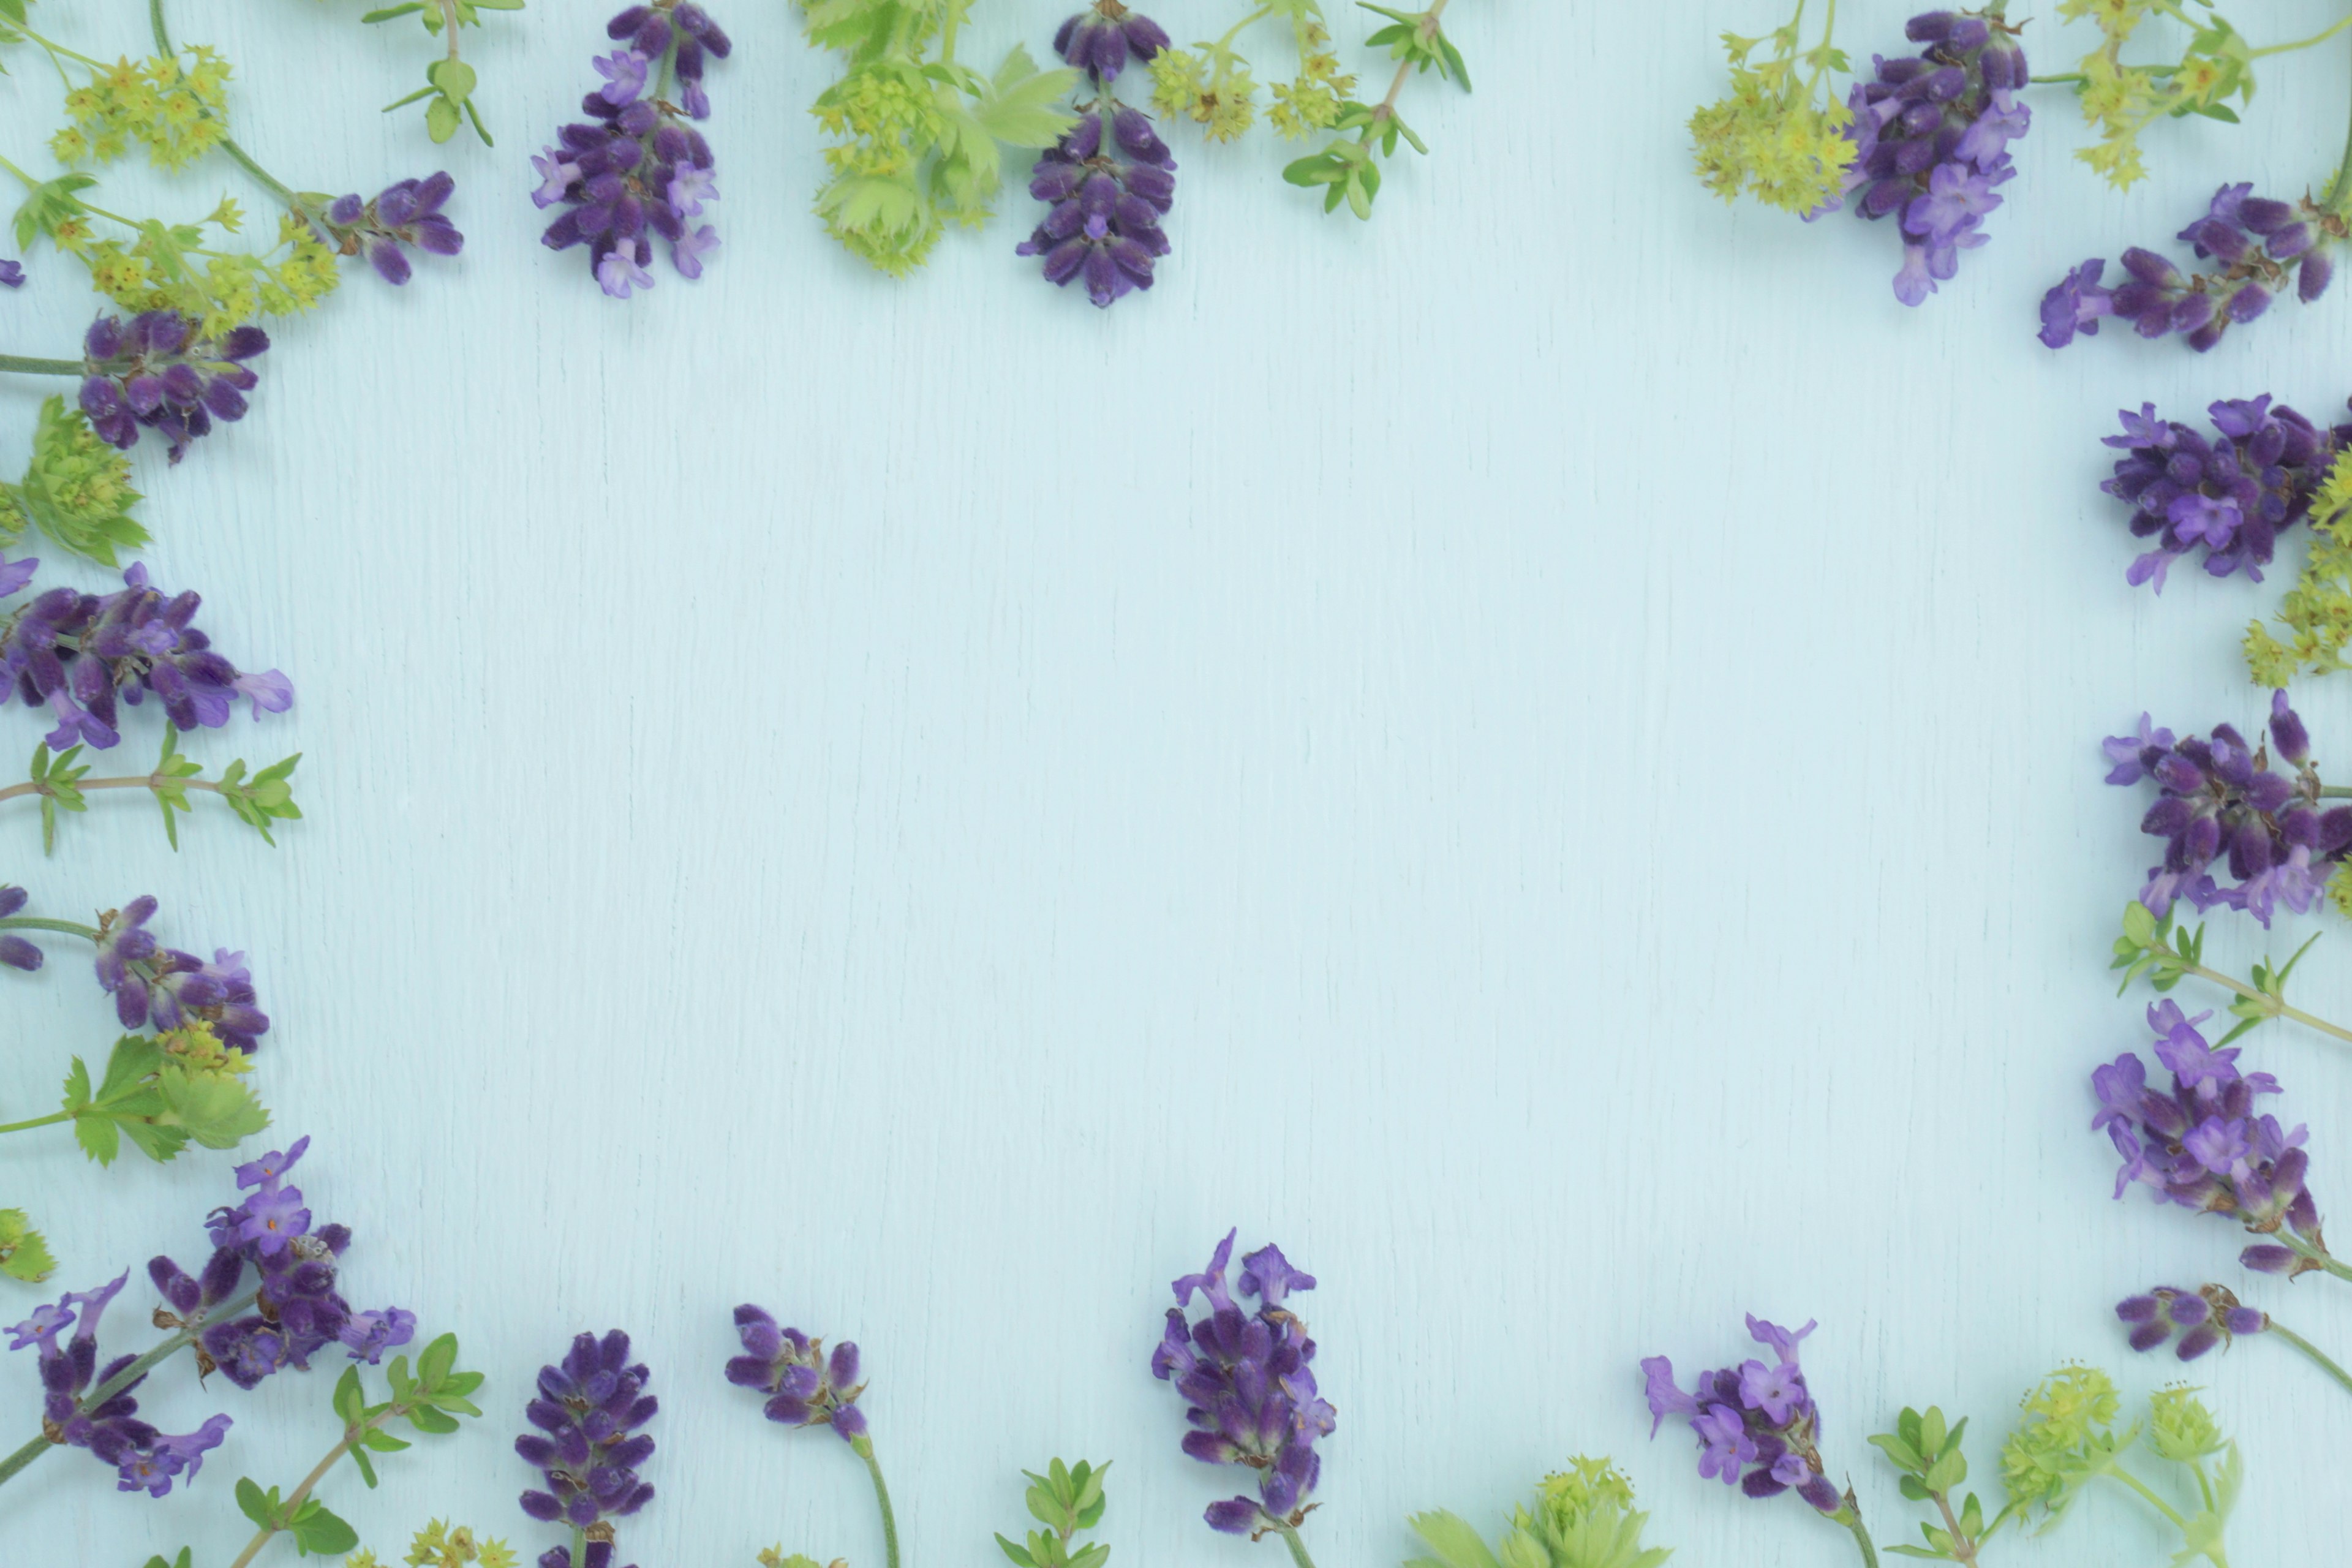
xmin=1838 ymin=10 xmax=2030 ymax=306
xmin=516 ymin=1330 xmax=658 ymax=1568
xmin=2097 ymin=396 xmax=2345 ymax=592
xmin=1019 ymin=2 xmax=1177 ymax=307
xmin=2092 ymin=1001 xmax=2350 ymax=1283
xmin=2118 ymin=1283 xmax=2352 ymax=1400
xmin=1149 ymin=1231 xmax=1334 ymax=1555
xmin=1641 ymin=1317 xmax=1853 ymax=1518
xmin=726 ymin=1305 xmax=897 ymax=1568
xmin=76 ymin=312 xmax=268 ymax=466
xmin=0 ymin=888 xmax=269 ymax=1046
xmin=2103 ymin=693 xmax=2352 ymax=927
xmin=2042 ymin=181 xmax=2342 ymax=350
xmin=535 ymin=1 xmax=730 ymax=299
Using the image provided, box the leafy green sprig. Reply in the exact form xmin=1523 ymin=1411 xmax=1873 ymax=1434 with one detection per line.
xmin=799 ymin=0 xmax=1081 ymax=275
xmin=0 ymin=1206 xmax=56 ymax=1283
xmin=1406 ymin=1458 xmax=1672 ymax=1568
xmin=7 ymin=1025 xmax=272 ymax=1166
xmin=1994 ymin=1368 xmax=2237 ymax=1567
xmin=2040 ymin=0 xmax=2352 ymax=191
xmin=1147 ymin=0 xmax=1356 ymax=144
xmin=0 ymin=396 xmax=147 ymax=567
xmin=344 ymin=0 xmax=522 ymax=146
xmin=995 ymin=1458 xmax=1111 ymax=1568
xmin=140 ymin=1334 xmax=486 ymax=1568
xmin=4 ymin=727 xmax=301 ymax=855
xmin=2109 ymin=902 xmax=2352 ymax=1049
xmin=1869 ymin=1406 xmax=2008 ymax=1563
xmin=1282 ymin=1 xmax=1468 ymax=220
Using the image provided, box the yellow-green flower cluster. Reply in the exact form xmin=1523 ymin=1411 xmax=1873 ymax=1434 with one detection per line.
xmin=2058 ymin=0 xmax=2252 ymax=190
xmin=53 ymin=47 xmax=235 ymax=172
xmin=1148 ymin=2 xmax=1353 ymax=144
xmin=1 ymin=397 xmax=148 ymax=568
xmin=2146 ymin=1385 xmax=2227 ymax=1464
xmin=1997 ymin=1364 xmax=2123 ymax=1514
xmin=1689 ymin=24 xmax=1854 ymax=215
xmin=61 ymin=207 xmax=339 ymax=337
xmin=344 ymin=1520 xmax=518 ymax=1568
xmin=812 ymin=62 xmax=954 ymax=276
xmin=157 ymin=1020 xmax=254 ymax=1081
xmin=2246 ymin=450 xmax=2352 ymax=685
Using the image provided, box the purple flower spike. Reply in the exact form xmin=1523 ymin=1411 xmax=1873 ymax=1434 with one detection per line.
xmin=540 ymin=1 xmax=728 ymax=298
xmin=2048 ymin=180 xmax=2339 ymax=351
xmin=1016 ymin=95 xmax=1177 ymax=307
xmin=517 ymin=1328 xmax=658 ymax=1562
xmin=725 ymin=1304 xmax=869 ymax=1443
xmin=1150 ymin=1231 xmax=1335 ymax=1537
xmin=2091 ymin=1012 xmax=2332 ymax=1267
xmin=322 ymin=173 xmax=463 ymax=287
xmin=2117 ymin=1284 xmax=2269 ymax=1361
xmin=1642 ymin=1314 xmax=1845 ymax=1517
xmin=2103 ymin=697 xmax=2352 ymax=924
xmin=1835 ymin=12 xmax=2029 ymax=305
xmin=2099 ymin=394 xmax=2343 ymax=592
xmin=77 ymin=311 xmax=269 ymax=463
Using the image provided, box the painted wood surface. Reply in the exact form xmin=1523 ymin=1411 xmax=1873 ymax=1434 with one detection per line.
xmin=7 ymin=1 xmax=2352 ymax=1564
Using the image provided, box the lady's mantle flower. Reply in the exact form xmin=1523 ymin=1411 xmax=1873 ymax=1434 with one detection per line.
xmin=2116 ymin=1284 xmax=2267 ymax=1362
xmin=2103 ymin=693 xmax=2352 ymax=925
xmin=2099 ymin=396 xmax=2344 ymax=590
xmin=1641 ymin=1315 xmax=1844 ymax=1515
xmin=4 ymin=1269 xmax=232 ymax=1496
xmin=536 ymin=1 xmax=731 ymax=299
xmin=77 ymin=311 xmax=268 ymax=464
xmin=322 ymin=173 xmax=464 ymax=286
xmin=1019 ymin=3 xmax=1176 ymax=307
xmin=1839 ymin=11 xmax=2029 ymax=306
xmin=516 ymin=1329 xmax=657 ymax=1567
xmin=2091 ymin=1002 xmax=2337 ymax=1276
xmin=1149 ymin=1231 xmax=1335 ymax=1537
xmin=725 ymin=1305 xmax=867 ymax=1439
xmin=1 ymin=557 xmax=293 ymax=752
xmin=2041 ymin=181 xmax=2342 ymax=351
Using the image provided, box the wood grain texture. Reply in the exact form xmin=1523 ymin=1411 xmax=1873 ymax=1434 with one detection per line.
xmin=6 ymin=0 xmax=2352 ymax=1563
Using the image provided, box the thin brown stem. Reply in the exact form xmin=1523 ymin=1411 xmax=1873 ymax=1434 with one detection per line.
xmin=0 ymin=775 xmax=227 ymax=804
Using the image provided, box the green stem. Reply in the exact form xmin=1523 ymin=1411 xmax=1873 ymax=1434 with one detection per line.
xmin=0 ymin=1285 xmax=262 ymax=1488
xmin=2326 ymin=29 xmax=2352 ymax=209
xmin=2107 ymin=1461 xmax=2191 ymax=1531
xmin=0 ymin=775 xmax=228 ymax=804
xmin=0 ymin=915 xmax=102 ymax=942
xmin=1838 ymin=1506 xmax=1879 ymax=1568
xmin=2267 ymin=1319 xmax=2352 ymax=1399
xmin=0 ymin=1110 xmax=71 ymax=1136
xmin=2277 ymin=1228 xmax=2352 ymax=1283
xmin=853 ymin=1436 xmax=901 ymax=1568
xmin=2144 ymin=937 xmax=2352 ymax=1046
xmin=226 ymin=1410 xmax=385 ymax=1568
xmin=2249 ymin=12 xmax=2352 ymax=59
xmin=568 ymin=1526 xmax=587 ymax=1568
xmin=1269 ymin=1522 xmax=1317 ymax=1568
xmin=0 ymin=356 xmax=85 ymax=377
xmin=147 ymin=0 xmax=323 ymax=230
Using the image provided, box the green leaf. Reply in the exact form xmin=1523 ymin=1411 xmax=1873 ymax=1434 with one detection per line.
xmin=120 ymin=1118 xmax=192 ymax=1164
xmin=12 ymin=174 xmax=96 ymax=252
xmin=1406 ymin=1510 xmax=1504 ymax=1568
xmin=418 ymin=1331 xmax=458 ymax=1389
xmin=291 ymin=1502 xmax=360 ymax=1555
xmin=159 ymin=1065 xmax=271 ymax=1150
xmin=235 ymin=1477 xmax=276 ymax=1530
xmin=428 ymin=58 xmax=479 ymax=102
xmin=1869 ymin=1431 xmax=1926 ymax=1474
xmin=350 ymin=1444 xmax=378 ymax=1489
xmin=360 ymin=3 xmax=428 ymax=19
xmin=334 ymin=1366 xmax=366 ymax=1427
xmin=972 ymin=50 xmax=1082 ymax=148
xmin=0 ymin=1208 xmax=57 ymax=1282
xmin=426 ymin=95 xmax=462 ymax=141
xmin=72 ymin=1107 xmax=121 ymax=1165
xmin=2122 ymin=901 xmax=2157 ymax=947
xmin=61 ymin=1055 xmax=92 ymax=1115
xmin=996 ymin=1536 xmax=1038 ymax=1568
xmin=405 ymin=1401 xmax=461 ymax=1434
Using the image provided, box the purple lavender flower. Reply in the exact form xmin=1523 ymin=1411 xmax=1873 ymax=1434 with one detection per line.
xmin=2092 ymin=1004 xmax=2336 ymax=1276
xmin=1836 ymin=11 xmax=2029 ymax=306
xmin=0 ymin=260 xmax=24 ymax=288
xmin=1642 ymin=1315 xmax=1846 ymax=1517
xmin=516 ymin=1330 xmax=658 ymax=1568
xmin=1018 ymin=2 xmax=1175 ymax=307
xmin=725 ymin=1305 xmax=869 ymax=1440
xmin=2099 ymin=396 xmax=2344 ymax=590
xmin=537 ymin=1 xmax=731 ymax=299
xmin=4 ymin=1270 xmax=235 ymax=1496
xmin=0 ymin=557 xmax=292 ymax=752
xmin=1149 ymin=1231 xmax=1335 ymax=1539
xmin=1054 ymin=0 xmax=1170 ymax=80
xmin=77 ymin=312 xmax=268 ymax=463
xmin=2116 ymin=1284 xmax=2268 ymax=1362
xmin=2103 ymin=693 xmax=2352 ymax=924
xmin=0 ymin=884 xmax=42 ymax=971
xmin=322 ymin=173 xmax=464 ymax=286
xmin=2044 ymin=182 xmax=2336 ymax=352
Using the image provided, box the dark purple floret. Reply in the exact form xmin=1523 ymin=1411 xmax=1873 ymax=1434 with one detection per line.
xmin=1017 ymin=102 xmax=1176 ymax=307
xmin=1642 ymin=1316 xmax=1845 ymax=1518
xmin=725 ymin=1304 xmax=870 ymax=1441
xmin=2098 ymin=395 xmax=2344 ymax=591
xmin=516 ymin=1328 xmax=657 ymax=1566
xmin=1834 ymin=10 xmax=2029 ymax=304
xmin=321 ymin=173 xmax=464 ymax=286
xmin=2043 ymin=181 xmax=2340 ymax=352
xmin=0 ymin=884 xmax=44 ymax=971
xmin=2092 ymin=1003 xmax=2336 ymax=1276
xmin=76 ymin=311 xmax=268 ymax=463
xmin=535 ymin=0 xmax=725 ymax=298
xmin=2117 ymin=1284 xmax=2268 ymax=1360
xmin=1150 ymin=1231 xmax=1336 ymax=1537
xmin=1054 ymin=0 xmax=1169 ymax=80
xmin=2102 ymin=693 xmax=2352 ymax=924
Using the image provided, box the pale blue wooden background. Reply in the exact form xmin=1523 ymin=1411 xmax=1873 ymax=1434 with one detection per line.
xmin=7 ymin=1 xmax=2352 ymax=1564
